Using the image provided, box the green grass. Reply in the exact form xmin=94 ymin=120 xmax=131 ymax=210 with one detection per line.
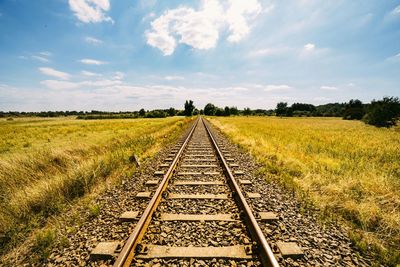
xmin=210 ymin=116 xmax=400 ymax=266
xmin=0 ymin=116 xmax=190 ymax=257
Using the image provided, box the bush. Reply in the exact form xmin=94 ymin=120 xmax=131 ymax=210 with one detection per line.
xmin=343 ymin=99 xmax=365 ymax=120
xmin=363 ymin=97 xmax=400 ymax=127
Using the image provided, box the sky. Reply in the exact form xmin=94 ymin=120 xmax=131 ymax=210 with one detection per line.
xmin=0 ymin=0 xmax=399 ymax=111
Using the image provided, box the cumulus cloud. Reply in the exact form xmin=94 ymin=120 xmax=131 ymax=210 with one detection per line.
xmin=391 ymin=5 xmax=400 ymax=16
xmin=41 ymin=80 xmax=79 ymax=90
xmin=39 ymin=67 xmax=70 ymax=80
xmin=303 ymin=43 xmax=315 ymax=51
xmin=264 ymin=84 xmax=292 ymax=92
xmin=41 ymin=79 xmax=122 ymax=90
xmin=146 ymin=0 xmax=262 ymax=55
xmin=113 ymin=72 xmax=125 ymax=80
xmin=68 ymin=0 xmax=113 ymax=23
xmin=320 ymin=85 xmax=338 ymax=91
xmin=80 ymin=58 xmax=108 ymax=65
xmin=248 ymin=47 xmax=289 ymax=57
xmin=85 ymin=36 xmax=103 ymax=45
xmin=81 ymin=70 xmax=101 ymax=77
xmin=165 ymin=75 xmax=184 ymax=81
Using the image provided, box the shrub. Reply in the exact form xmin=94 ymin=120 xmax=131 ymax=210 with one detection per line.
xmin=363 ymin=97 xmax=400 ymax=127
xmin=343 ymin=99 xmax=365 ymax=120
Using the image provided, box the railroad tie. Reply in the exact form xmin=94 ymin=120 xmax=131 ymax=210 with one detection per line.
xmin=174 ymin=180 xmax=224 ymax=186
xmin=119 ymin=211 xmax=139 ymax=222
xmin=159 ymin=213 xmax=236 ymax=221
xmin=168 ymin=193 xmax=229 ymax=200
xmin=136 ymin=245 xmax=254 ymax=259
xmin=276 ymin=242 xmax=304 ymax=259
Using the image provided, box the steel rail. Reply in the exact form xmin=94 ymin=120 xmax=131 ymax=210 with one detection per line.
xmin=113 ymin=117 xmax=199 ymax=267
xmin=203 ymin=117 xmax=280 ymax=267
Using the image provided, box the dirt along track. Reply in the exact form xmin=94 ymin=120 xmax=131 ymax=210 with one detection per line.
xmin=45 ymin=117 xmax=374 ymax=267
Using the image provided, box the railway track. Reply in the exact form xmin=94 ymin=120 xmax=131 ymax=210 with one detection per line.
xmin=45 ymin=116 xmax=373 ymax=267
xmin=98 ymin=117 xmax=278 ymax=267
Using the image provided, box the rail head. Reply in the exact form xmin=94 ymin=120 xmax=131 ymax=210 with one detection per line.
xmin=113 ymin=117 xmax=199 ymax=267
xmin=202 ymin=117 xmax=280 ymax=267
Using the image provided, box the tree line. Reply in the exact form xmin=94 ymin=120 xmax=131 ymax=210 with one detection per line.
xmin=182 ymin=96 xmax=399 ymax=128
xmin=2 ymin=96 xmax=399 ymax=127
xmin=273 ymin=97 xmax=400 ymax=127
xmin=0 ymin=108 xmax=182 ymax=120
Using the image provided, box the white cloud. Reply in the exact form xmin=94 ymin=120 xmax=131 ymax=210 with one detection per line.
xmin=391 ymin=5 xmax=400 ymax=16
xmin=85 ymin=36 xmax=103 ymax=45
xmin=248 ymin=47 xmax=289 ymax=57
xmin=39 ymin=51 xmax=52 ymax=57
xmin=320 ymin=85 xmax=338 ymax=91
xmin=20 ymin=52 xmax=52 ymax=62
xmin=304 ymin=43 xmax=315 ymax=51
xmin=146 ymin=0 xmax=262 ymax=55
xmin=264 ymin=84 xmax=292 ymax=92
xmin=113 ymin=72 xmax=125 ymax=80
xmin=41 ymin=79 xmax=122 ymax=90
xmin=262 ymin=4 xmax=275 ymax=14
xmin=313 ymin=96 xmax=331 ymax=102
xmin=80 ymin=58 xmax=108 ymax=65
xmin=225 ymin=0 xmax=263 ymax=42
xmin=32 ymin=55 xmax=50 ymax=63
xmin=81 ymin=70 xmax=101 ymax=77
xmin=347 ymin=83 xmax=356 ymax=87
xmin=386 ymin=53 xmax=400 ymax=62
xmin=165 ymin=75 xmax=184 ymax=81
xmin=68 ymin=0 xmax=113 ymax=23
xmin=299 ymin=43 xmax=329 ymax=58
xmin=41 ymin=80 xmax=79 ymax=90
xmin=39 ymin=67 xmax=70 ymax=80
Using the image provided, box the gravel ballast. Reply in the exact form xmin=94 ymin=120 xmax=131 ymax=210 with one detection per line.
xmin=44 ymin=118 xmax=375 ymax=266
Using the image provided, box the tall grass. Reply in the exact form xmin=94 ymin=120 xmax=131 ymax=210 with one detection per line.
xmin=0 ymin=117 xmax=189 ymax=255
xmin=210 ymin=116 xmax=400 ymax=266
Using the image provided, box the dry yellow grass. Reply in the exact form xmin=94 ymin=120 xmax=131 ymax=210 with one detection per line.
xmin=210 ymin=116 xmax=400 ymax=265
xmin=0 ymin=116 xmax=190 ymax=256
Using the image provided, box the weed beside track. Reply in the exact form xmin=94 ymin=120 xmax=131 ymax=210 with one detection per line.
xmin=210 ymin=116 xmax=400 ymax=266
xmin=0 ymin=117 xmax=189 ymax=258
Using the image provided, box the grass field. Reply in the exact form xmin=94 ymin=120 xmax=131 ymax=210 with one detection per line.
xmin=0 ymin=116 xmax=190 ymax=256
xmin=209 ymin=116 xmax=400 ymax=266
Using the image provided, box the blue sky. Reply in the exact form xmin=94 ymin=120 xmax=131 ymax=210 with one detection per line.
xmin=0 ymin=0 xmax=399 ymax=111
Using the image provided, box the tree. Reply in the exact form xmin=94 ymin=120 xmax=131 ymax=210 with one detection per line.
xmin=167 ymin=107 xmax=176 ymax=117
xmin=343 ymin=99 xmax=365 ymax=120
xmin=276 ymin=102 xmax=288 ymax=117
xmin=184 ymin=100 xmax=195 ymax=116
xmin=363 ymin=97 xmax=400 ymax=127
xmin=224 ymin=106 xmax=231 ymax=116
xmin=215 ymin=108 xmax=225 ymax=116
xmin=204 ymin=103 xmax=216 ymax=116
xmin=243 ymin=107 xmax=252 ymax=116
xmin=139 ymin=108 xmax=146 ymax=117
xmin=230 ymin=106 xmax=239 ymax=116
xmin=314 ymin=103 xmax=345 ymax=117
xmin=193 ymin=109 xmax=199 ymax=115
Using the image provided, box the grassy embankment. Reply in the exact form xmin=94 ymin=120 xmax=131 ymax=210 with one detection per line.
xmin=210 ymin=116 xmax=400 ymax=266
xmin=0 ymin=116 xmax=190 ymax=259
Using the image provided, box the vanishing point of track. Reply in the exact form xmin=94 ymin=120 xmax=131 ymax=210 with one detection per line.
xmin=113 ymin=117 xmax=279 ymax=267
